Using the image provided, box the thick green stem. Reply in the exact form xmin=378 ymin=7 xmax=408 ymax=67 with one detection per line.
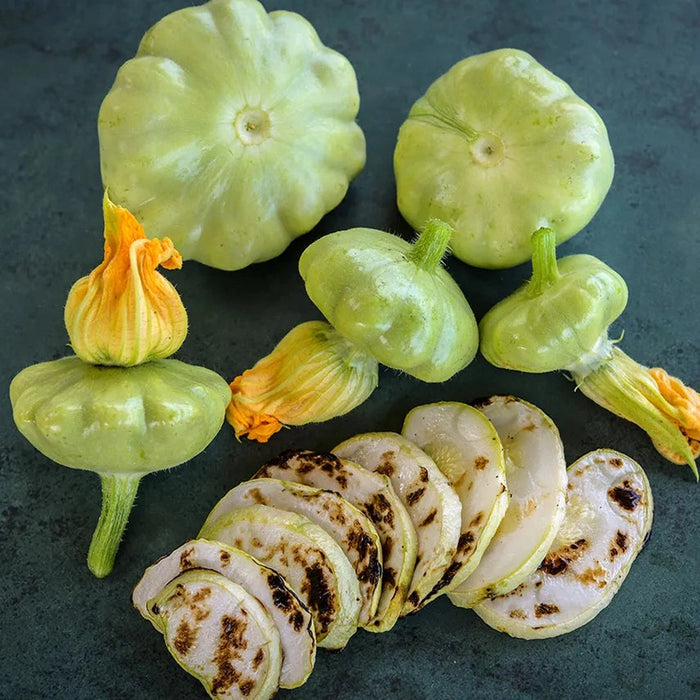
xmin=408 ymin=219 xmax=453 ymax=271
xmin=572 ymin=346 xmax=698 ymax=479
xmin=87 ymin=473 xmax=143 ymax=577
xmin=528 ymin=228 xmax=561 ymax=296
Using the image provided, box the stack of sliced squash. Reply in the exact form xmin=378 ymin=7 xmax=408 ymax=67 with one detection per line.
xmin=134 ymin=395 xmax=653 ymax=699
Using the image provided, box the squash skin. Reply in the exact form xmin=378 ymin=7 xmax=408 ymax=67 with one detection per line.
xmin=394 ymin=48 xmax=614 ymax=269
xmin=299 ymin=227 xmax=478 ymax=382
xmin=479 ymin=253 xmax=628 ymax=374
xmin=10 ymin=356 xmax=231 ymax=474
xmin=98 ymin=0 xmax=366 ymax=271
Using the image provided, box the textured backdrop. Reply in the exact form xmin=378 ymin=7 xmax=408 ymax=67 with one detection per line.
xmin=1 ymin=1 xmax=698 ymax=698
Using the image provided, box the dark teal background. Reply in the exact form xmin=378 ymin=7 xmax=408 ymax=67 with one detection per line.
xmin=1 ymin=1 xmax=698 ymax=698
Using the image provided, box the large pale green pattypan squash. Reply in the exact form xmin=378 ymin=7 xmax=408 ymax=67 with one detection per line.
xmin=98 ymin=0 xmax=366 ymax=271
xmin=394 ymin=48 xmax=614 ymax=269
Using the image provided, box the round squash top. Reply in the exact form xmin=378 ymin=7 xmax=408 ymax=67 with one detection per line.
xmin=299 ymin=222 xmax=479 ymax=382
xmin=10 ymin=357 xmax=231 ymax=473
xmin=479 ymin=229 xmax=628 ymax=374
xmin=99 ymin=0 xmax=366 ymax=271
xmin=394 ymin=48 xmax=614 ymax=269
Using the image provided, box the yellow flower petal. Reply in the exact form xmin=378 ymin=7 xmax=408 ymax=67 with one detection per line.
xmin=227 ymin=321 xmax=378 ymax=442
xmin=65 ymin=192 xmax=188 ymax=366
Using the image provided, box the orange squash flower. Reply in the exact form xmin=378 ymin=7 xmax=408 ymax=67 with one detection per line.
xmin=648 ymin=367 xmax=700 ymax=465
xmin=227 ymin=321 xmax=378 ymax=442
xmin=65 ymin=192 xmax=187 ymax=366
xmin=577 ymin=346 xmax=700 ymax=479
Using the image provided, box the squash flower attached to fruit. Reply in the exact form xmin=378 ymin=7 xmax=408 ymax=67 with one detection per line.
xmin=10 ymin=193 xmax=231 ymax=577
xmin=64 ymin=194 xmax=188 ymax=365
xmin=228 ymin=219 xmax=479 ymax=442
xmin=98 ymin=0 xmax=366 ymax=271
xmin=394 ymin=48 xmax=614 ymax=269
xmin=479 ymin=227 xmax=700 ymax=478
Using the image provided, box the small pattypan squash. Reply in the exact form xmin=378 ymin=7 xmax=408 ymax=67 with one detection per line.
xmin=479 ymin=227 xmax=628 ymax=374
xmin=479 ymin=228 xmax=700 ymax=478
xmin=98 ymin=0 xmax=366 ymax=271
xmin=227 ymin=220 xmax=478 ymax=443
xmin=394 ymin=48 xmax=614 ymax=269
xmin=299 ymin=220 xmax=478 ymax=382
xmin=10 ymin=194 xmax=231 ymax=577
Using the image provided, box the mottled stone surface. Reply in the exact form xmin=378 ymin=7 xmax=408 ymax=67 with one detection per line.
xmin=1 ymin=0 xmax=698 ymax=698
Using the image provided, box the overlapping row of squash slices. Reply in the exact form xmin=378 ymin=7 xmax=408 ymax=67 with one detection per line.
xmin=133 ymin=395 xmax=653 ymax=699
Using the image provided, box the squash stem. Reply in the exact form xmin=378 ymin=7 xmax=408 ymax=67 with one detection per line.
xmin=528 ymin=228 xmax=561 ymax=296
xmin=409 ymin=219 xmax=453 ymax=271
xmin=87 ymin=473 xmax=143 ymax=578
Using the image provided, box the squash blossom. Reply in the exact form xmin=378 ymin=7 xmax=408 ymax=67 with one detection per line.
xmin=228 ymin=321 xmax=378 ymax=442
xmin=228 ymin=220 xmax=479 ymax=442
xmin=479 ymin=227 xmax=699 ymax=479
xmin=65 ymin=193 xmax=188 ymax=365
xmin=10 ymin=193 xmax=231 ymax=577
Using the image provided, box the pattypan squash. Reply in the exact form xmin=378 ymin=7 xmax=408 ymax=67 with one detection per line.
xmin=228 ymin=219 xmax=478 ymax=442
xmin=480 ymin=228 xmax=700 ymax=478
xmin=299 ymin=222 xmax=478 ymax=382
xmin=479 ymin=227 xmax=628 ymax=374
xmin=394 ymin=48 xmax=614 ymax=269
xmin=10 ymin=194 xmax=231 ymax=577
xmin=98 ymin=0 xmax=366 ymax=271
